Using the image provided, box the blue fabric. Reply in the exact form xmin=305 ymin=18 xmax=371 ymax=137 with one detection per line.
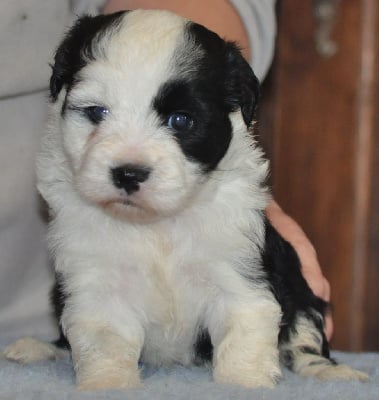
xmin=1 ymin=334 xmax=378 ymax=400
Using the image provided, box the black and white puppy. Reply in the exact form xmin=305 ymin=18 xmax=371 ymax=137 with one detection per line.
xmin=4 ymin=10 xmax=367 ymax=390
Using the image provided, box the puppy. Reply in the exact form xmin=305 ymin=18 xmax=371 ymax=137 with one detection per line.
xmin=4 ymin=10 xmax=368 ymax=390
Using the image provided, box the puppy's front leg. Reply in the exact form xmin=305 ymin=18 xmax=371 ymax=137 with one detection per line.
xmin=210 ymin=296 xmax=282 ymax=388
xmin=66 ymin=317 xmax=144 ymax=391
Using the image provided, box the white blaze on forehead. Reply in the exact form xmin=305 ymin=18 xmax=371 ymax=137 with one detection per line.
xmin=94 ymin=11 xmax=188 ymax=106
xmin=112 ymin=9 xmax=188 ymax=58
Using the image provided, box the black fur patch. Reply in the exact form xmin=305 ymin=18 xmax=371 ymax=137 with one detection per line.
xmin=187 ymin=23 xmax=260 ymax=127
xmin=154 ymin=79 xmax=233 ymax=173
xmin=194 ymin=328 xmax=213 ymax=364
xmin=50 ymin=11 xmax=126 ymax=101
xmin=262 ymin=219 xmax=330 ymax=358
xmin=153 ymin=22 xmax=259 ymax=173
xmin=50 ymin=273 xmax=70 ymax=349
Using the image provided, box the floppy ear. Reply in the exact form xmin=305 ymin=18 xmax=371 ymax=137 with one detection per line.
xmin=49 ymin=12 xmax=126 ymax=101
xmin=224 ymin=42 xmax=260 ymax=127
xmin=50 ymin=14 xmax=96 ymax=101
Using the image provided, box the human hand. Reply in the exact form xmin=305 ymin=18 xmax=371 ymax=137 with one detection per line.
xmin=266 ymin=200 xmax=333 ymax=341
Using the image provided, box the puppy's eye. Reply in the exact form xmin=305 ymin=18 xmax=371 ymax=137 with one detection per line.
xmin=83 ymin=106 xmax=109 ymax=124
xmin=167 ymin=112 xmax=194 ymax=133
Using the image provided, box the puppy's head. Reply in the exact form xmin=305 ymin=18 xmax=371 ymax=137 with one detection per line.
xmin=49 ymin=10 xmax=259 ymax=222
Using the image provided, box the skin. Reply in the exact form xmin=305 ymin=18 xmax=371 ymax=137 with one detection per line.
xmin=103 ymin=0 xmax=333 ymax=340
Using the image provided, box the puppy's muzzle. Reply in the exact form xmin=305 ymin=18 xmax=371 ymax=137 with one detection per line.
xmin=111 ymin=164 xmax=151 ymax=195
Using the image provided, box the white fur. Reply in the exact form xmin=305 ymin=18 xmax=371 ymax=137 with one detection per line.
xmin=3 ymin=337 xmax=66 ymax=363
xmin=35 ymin=10 xmax=280 ymax=389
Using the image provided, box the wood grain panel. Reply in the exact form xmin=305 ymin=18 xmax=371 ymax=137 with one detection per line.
xmin=258 ymin=0 xmax=378 ymax=350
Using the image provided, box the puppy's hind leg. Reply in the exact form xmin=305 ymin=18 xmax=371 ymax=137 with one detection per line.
xmin=280 ymin=311 xmax=368 ymax=382
xmin=3 ymin=336 xmax=67 ymax=364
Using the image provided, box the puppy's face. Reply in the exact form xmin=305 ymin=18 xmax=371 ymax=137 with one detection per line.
xmin=50 ymin=10 xmax=259 ymax=222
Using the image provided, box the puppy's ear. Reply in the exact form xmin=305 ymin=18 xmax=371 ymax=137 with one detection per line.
xmin=224 ymin=42 xmax=260 ymax=127
xmin=50 ymin=11 xmax=126 ymax=101
xmin=49 ymin=15 xmax=92 ymax=101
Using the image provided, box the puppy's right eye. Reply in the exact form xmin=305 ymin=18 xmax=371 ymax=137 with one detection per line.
xmin=83 ymin=106 xmax=109 ymax=124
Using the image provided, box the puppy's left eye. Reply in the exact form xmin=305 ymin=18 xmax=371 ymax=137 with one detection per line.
xmin=83 ymin=106 xmax=109 ymax=124
xmin=167 ymin=112 xmax=194 ymax=133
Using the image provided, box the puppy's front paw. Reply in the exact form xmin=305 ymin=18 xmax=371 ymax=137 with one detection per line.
xmin=213 ymin=359 xmax=282 ymax=388
xmin=76 ymin=361 xmax=142 ymax=391
xmin=3 ymin=337 xmax=66 ymax=364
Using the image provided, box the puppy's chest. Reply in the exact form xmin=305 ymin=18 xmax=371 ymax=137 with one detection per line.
xmin=118 ymin=235 xmax=214 ymax=326
xmin=112 ymin=235 xmax=216 ymax=364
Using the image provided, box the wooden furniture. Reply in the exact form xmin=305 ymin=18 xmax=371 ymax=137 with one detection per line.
xmin=258 ymin=0 xmax=378 ymax=350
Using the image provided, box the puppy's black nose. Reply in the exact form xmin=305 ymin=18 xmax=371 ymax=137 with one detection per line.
xmin=111 ymin=164 xmax=151 ymax=195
